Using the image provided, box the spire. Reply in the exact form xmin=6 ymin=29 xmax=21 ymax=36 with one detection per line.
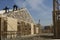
xmin=38 ymin=19 xmax=40 ymax=24
xmin=37 ymin=19 xmax=40 ymax=26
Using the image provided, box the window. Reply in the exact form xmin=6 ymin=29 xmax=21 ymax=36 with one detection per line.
xmin=57 ymin=15 xmax=60 ymax=20
xmin=17 ymin=22 xmax=20 ymax=24
xmin=21 ymin=21 xmax=25 ymax=25
xmin=29 ymin=28 xmax=31 ymax=30
xmin=27 ymin=23 xmax=31 ymax=27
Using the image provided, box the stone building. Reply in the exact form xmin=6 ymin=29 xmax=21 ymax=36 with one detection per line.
xmin=34 ymin=24 xmax=41 ymax=34
xmin=42 ymin=26 xmax=53 ymax=33
xmin=53 ymin=0 xmax=60 ymax=38
xmin=53 ymin=11 xmax=60 ymax=38
xmin=0 ymin=6 xmax=41 ymax=38
xmin=0 ymin=14 xmax=17 ymax=38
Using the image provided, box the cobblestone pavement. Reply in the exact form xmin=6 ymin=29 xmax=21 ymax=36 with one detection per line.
xmin=1 ymin=36 xmax=60 ymax=40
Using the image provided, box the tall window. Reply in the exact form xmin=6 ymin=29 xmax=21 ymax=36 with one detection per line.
xmin=57 ymin=13 xmax=60 ymax=21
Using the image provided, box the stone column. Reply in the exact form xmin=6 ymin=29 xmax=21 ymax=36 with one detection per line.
xmin=31 ymin=23 xmax=34 ymax=35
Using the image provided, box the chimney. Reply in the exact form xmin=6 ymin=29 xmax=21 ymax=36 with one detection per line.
xmin=13 ymin=5 xmax=18 ymax=11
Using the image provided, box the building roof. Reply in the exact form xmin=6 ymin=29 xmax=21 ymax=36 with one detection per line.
xmin=1 ymin=8 xmax=35 ymax=24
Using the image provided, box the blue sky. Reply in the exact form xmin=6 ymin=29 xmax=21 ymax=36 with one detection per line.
xmin=0 ymin=0 xmax=53 ymax=26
